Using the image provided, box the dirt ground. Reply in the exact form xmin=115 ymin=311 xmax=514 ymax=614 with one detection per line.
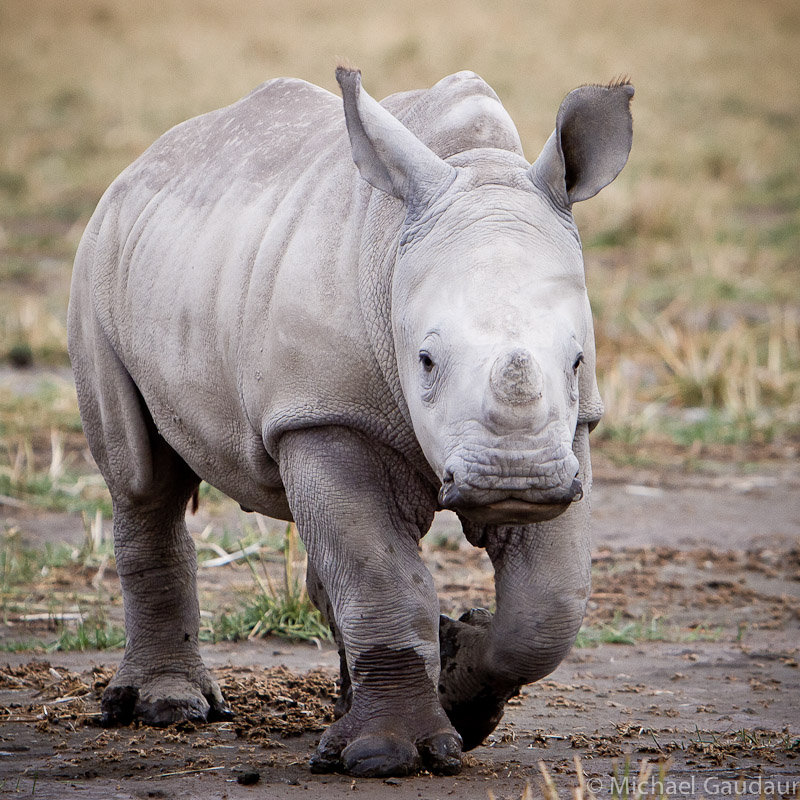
xmin=1 ymin=459 xmax=799 ymax=799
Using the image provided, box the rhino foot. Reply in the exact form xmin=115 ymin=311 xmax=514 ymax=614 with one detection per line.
xmin=438 ymin=611 xmax=517 ymax=750
xmin=310 ymin=714 xmax=461 ymax=777
xmin=101 ymin=669 xmax=232 ymax=727
xmin=441 ymin=684 xmax=518 ymax=752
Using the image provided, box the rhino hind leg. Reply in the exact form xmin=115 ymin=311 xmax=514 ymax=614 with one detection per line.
xmin=100 ymin=489 xmax=233 ymax=728
xmin=69 ymin=321 xmax=231 ymax=727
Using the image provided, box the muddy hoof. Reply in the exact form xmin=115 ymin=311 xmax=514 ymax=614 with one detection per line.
xmin=446 ymin=689 xmax=514 ymax=751
xmin=309 ymin=729 xmax=349 ymax=774
xmin=207 ymin=699 xmax=234 ymax=722
xmin=342 ymin=735 xmax=421 ymax=778
xmin=100 ymin=686 xmax=139 ymax=727
xmin=458 ymin=607 xmax=493 ymax=628
xmin=417 ymin=731 xmax=462 ymax=775
xmin=438 ymin=612 xmax=516 ymax=750
xmin=101 ymin=677 xmax=232 ymax=727
xmin=134 ymin=694 xmax=210 ymax=726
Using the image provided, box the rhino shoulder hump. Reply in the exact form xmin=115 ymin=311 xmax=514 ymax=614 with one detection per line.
xmin=403 ymin=71 xmax=523 ymax=158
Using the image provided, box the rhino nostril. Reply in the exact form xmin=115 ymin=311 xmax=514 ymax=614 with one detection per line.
xmin=438 ymin=469 xmax=455 ymax=506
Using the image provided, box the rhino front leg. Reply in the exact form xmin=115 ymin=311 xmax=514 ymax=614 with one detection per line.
xmin=280 ymin=427 xmax=461 ymax=778
xmin=438 ymin=423 xmax=593 ymax=749
xmin=305 ymin=562 xmax=352 ymax=719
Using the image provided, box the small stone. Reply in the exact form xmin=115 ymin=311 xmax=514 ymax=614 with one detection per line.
xmin=236 ymin=771 xmax=260 ymax=785
xmin=384 ymin=777 xmax=401 ymax=786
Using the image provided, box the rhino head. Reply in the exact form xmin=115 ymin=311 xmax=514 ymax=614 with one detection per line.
xmin=337 ymin=68 xmax=633 ymax=525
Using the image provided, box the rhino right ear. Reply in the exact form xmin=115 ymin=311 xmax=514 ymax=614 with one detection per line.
xmin=336 ymin=67 xmax=455 ymax=206
xmin=529 ymin=81 xmax=634 ymax=205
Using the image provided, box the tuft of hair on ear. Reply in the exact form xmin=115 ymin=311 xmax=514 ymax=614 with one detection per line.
xmin=335 ymin=56 xmax=359 ymax=72
xmin=335 ymin=60 xmax=361 ymax=89
xmin=606 ymin=74 xmax=633 ymax=90
xmin=577 ymin=76 xmax=635 ymax=105
xmin=582 ymin=75 xmax=634 ymax=95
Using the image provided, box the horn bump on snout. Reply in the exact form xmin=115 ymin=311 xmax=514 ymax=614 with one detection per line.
xmin=489 ymin=348 xmax=543 ymax=406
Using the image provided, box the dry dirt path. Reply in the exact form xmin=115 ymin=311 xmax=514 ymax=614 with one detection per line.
xmin=1 ymin=462 xmax=798 ymax=799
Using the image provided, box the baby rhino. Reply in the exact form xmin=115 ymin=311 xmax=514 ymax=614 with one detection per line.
xmin=68 ymin=67 xmax=633 ymax=778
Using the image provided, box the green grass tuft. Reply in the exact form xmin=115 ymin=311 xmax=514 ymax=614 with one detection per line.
xmin=1 ymin=533 xmax=78 ymax=593
xmin=575 ymin=613 xmax=722 ymax=648
xmin=49 ymin=618 xmax=125 ymax=652
xmin=202 ymin=524 xmax=331 ymax=644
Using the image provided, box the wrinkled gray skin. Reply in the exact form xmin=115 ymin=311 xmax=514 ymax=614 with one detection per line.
xmin=68 ymin=68 xmax=633 ymax=778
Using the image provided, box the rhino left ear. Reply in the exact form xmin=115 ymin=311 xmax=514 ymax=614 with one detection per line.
xmin=529 ymin=81 xmax=634 ymax=205
xmin=336 ymin=67 xmax=455 ymax=206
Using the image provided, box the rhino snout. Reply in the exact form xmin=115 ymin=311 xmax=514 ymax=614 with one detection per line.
xmin=438 ymin=451 xmax=582 ymax=524
xmin=489 ymin=348 xmax=543 ymax=407
xmin=439 ymin=470 xmax=582 ymax=507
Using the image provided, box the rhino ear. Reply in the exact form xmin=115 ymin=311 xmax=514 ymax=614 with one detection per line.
xmin=336 ymin=67 xmax=455 ymax=205
xmin=529 ymin=81 xmax=634 ymax=205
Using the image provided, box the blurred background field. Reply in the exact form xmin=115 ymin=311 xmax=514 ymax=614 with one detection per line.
xmin=0 ymin=0 xmax=799 ymax=506
xmin=1 ymin=10 xmax=798 ymax=794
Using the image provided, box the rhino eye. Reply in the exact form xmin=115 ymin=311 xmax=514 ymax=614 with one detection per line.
xmin=419 ymin=352 xmax=435 ymax=373
xmin=572 ymin=353 xmax=584 ymax=372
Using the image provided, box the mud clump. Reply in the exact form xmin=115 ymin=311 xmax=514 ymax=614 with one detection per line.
xmin=218 ymin=665 xmax=337 ymax=741
xmin=0 ymin=661 xmax=114 ymax=729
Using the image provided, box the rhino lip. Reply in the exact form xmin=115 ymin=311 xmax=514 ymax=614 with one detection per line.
xmin=454 ymin=498 xmax=572 ymax=525
xmin=438 ymin=478 xmax=583 ymax=524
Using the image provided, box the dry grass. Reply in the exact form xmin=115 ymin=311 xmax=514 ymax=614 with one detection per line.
xmin=489 ymin=756 xmax=673 ymax=800
xmin=0 ymin=0 xmax=798 ymax=453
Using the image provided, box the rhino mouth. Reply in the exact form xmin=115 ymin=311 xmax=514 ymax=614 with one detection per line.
xmin=438 ymin=477 xmax=583 ymax=525
xmin=437 ymin=441 xmax=583 ymax=524
xmin=456 ymin=497 xmax=575 ymax=524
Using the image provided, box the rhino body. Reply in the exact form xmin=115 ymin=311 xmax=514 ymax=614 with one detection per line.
xmin=68 ymin=69 xmax=633 ymax=777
